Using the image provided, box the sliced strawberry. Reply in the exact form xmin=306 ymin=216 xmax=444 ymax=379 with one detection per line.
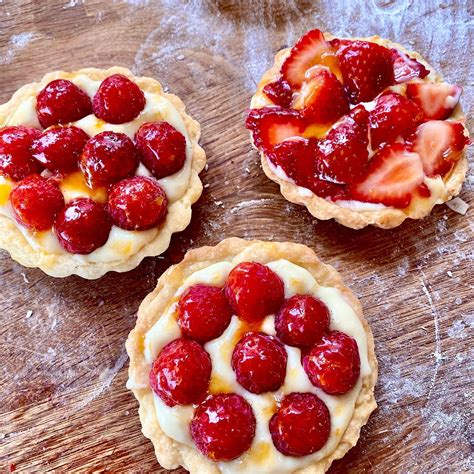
xmin=369 ymin=92 xmax=424 ymax=149
xmin=333 ymin=39 xmax=393 ymax=104
xmin=406 ymin=82 xmax=462 ymax=120
xmin=407 ymin=120 xmax=468 ymax=177
xmin=281 ymin=29 xmax=336 ymax=88
xmin=292 ymin=66 xmax=349 ymax=124
xmin=390 ymin=49 xmax=429 ymax=83
xmin=246 ymin=107 xmax=306 ymax=151
xmin=262 ymin=79 xmax=293 ymax=108
xmin=350 ymin=143 xmax=424 ymax=208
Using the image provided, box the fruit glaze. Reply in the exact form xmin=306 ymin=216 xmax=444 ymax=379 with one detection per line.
xmin=127 ymin=240 xmax=377 ymax=474
xmin=0 ymin=67 xmax=204 ymax=277
xmin=247 ymin=29 xmax=470 ymax=229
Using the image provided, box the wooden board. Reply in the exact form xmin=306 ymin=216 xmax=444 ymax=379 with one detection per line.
xmin=1 ymin=0 xmax=472 ymax=472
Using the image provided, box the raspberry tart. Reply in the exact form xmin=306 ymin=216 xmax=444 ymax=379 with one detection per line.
xmin=126 ymin=238 xmax=377 ymax=473
xmin=247 ymin=30 xmax=470 ymax=229
xmin=0 ymin=67 xmax=205 ymax=278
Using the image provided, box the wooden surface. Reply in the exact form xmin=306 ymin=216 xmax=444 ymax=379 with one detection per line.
xmin=1 ymin=0 xmax=473 ymax=472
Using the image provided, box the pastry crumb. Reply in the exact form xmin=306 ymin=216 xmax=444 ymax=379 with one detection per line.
xmin=446 ymin=197 xmax=469 ymax=215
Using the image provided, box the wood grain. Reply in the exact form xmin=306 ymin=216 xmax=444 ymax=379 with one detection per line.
xmin=0 ymin=0 xmax=472 ymax=472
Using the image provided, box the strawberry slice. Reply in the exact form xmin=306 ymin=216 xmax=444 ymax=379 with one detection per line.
xmin=407 ymin=120 xmax=468 ymax=177
xmin=262 ymin=79 xmax=293 ymax=108
xmin=391 ymin=49 xmax=429 ymax=83
xmin=369 ymin=92 xmax=424 ymax=149
xmin=406 ymin=82 xmax=462 ymax=120
xmin=246 ymin=107 xmax=306 ymax=151
xmin=292 ymin=66 xmax=349 ymax=124
xmin=315 ymin=106 xmax=370 ymax=184
xmin=350 ymin=143 xmax=424 ymax=208
xmin=333 ymin=39 xmax=393 ymax=104
xmin=281 ymin=30 xmax=336 ymax=88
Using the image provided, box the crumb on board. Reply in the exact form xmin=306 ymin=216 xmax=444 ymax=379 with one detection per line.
xmin=445 ymin=197 xmax=469 ymax=215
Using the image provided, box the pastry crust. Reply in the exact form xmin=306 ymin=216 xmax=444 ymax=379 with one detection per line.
xmin=250 ymin=34 xmax=469 ymax=229
xmin=0 ymin=67 xmax=206 ymax=278
xmin=126 ymin=238 xmax=378 ymax=473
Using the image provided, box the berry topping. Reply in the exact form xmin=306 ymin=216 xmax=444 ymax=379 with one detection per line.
xmin=333 ymin=39 xmax=393 ymax=103
xmin=269 ymin=392 xmax=330 ymax=456
xmin=406 ymin=82 xmax=462 ymax=120
xmin=263 ymin=79 xmax=293 ymax=108
xmin=246 ymin=107 xmax=306 ymax=152
xmin=36 ymin=79 xmax=92 ymax=128
xmin=0 ymin=126 xmax=42 ymax=181
xmin=281 ymin=29 xmax=335 ymax=88
xmin=275 ymin=295 xmax=330 ymax=348
xmin=350 ymin=142 xmax=424 ymax=208
xmin=369 ymin=92 xmax=423 ymax=149
xmin=303 ymin=331 xmax=361 ymax=395
xmin=55 ymin=197 xmax=111 ymax=254
xmin=149 ymin=338 xmax=211 ymax=407
xmin=135 ymin=121 xmax=186 ymax=179
xmin=225 ymin=262 xmax=285 ymax=322
xmin=92 ymin=74 xmax=146 ymax=124
xmin=31 ymin=126 xmax=89 ymax=174
xmin=390 ymin=49 xmax=429 ymax=83
xmin=190 ymin=393 xmax=256 ymax=461
xmin=292 ymin=66 xmax=349 ymax=124
xmin=408 ymin=120 xmax=468 ymax=177
xmin=232 ymin=332 xmax=287 ymax=394
xmin=107 ymin=176 xmax=168 ymax=230
xmin=10 ymin=175 xmax=64 ymax=231
xmin=177 ymin=284 xmax=233 ymax=343
xmin=80 ymin=131 xmax=139 ymax=188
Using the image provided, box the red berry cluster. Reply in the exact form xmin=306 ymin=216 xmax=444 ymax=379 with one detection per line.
xmin=0 ymin=74 xmax=188 ymax=255
xmin=150 ymin=261 xmax=361 ymax=461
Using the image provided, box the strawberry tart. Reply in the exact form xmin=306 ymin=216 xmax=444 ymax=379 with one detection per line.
xmin=247 ymin=30 xmax=470 ymax=229
xmin=0 ymin=67 xmax=205 ymax=278
xmin=126 ymin=238 xmax=377 ymax=473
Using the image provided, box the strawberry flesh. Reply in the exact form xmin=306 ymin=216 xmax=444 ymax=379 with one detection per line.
xmin=390 ymin=49 xmax=429 ymax=83
xmin=262 ymin=79 xmax=293 ymax=107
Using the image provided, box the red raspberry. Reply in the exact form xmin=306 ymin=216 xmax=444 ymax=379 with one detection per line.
xmin=10 ymin=175 xmax=64 ymax=231
xmin=135 ymin=121 xmax=186 ymax=179
xmin=0 ymin=126 xmax=42 ymax=181
xmin=303 ymin=331 xmax=360 ymax=395
xmin=36 ymin=79 xmax=92 ymax=128
xmin=177 ymin=284 xmax=233 ymax=343
xmin=55 ymin=197 xmax=111 ymax=254
xmin=93 ymin=74 xmax=146 ymax=124
xmin=149 ymin=338 xmax=211 ymax=407
xmin=190 ymin=393 xmax=256 ymax=461
xmin=269 ymin=392 xmax=330 ymax=456
xmin=232 ymin=332 xmax=287 ymax=394
xmin=275 ymin=295 xmax=330 ymax=348
xmin=107 ymin=176 xmax=168 ymax=230
xmin=225 ymin=262 xmax=285 ymax=322
xmin=31 ymin=126 xmax=89 ymax=174
xmin=79 ymin=131 xmax=139 ymax=188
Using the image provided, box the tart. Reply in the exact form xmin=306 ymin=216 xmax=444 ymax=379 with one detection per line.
xmin=126 ymin=238 xmax=377 ymax=473
xmin=0 ymin=67 xmax=205 ymax=278
xmin=246 ymin=29 xmax=470 ymax=229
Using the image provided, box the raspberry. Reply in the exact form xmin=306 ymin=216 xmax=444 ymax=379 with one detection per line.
xmin=303 ymin=331 xmax=360 ymax=395
xmin=36 ymin=79 xmax=92 ymax=128
xmin=0 ymin=126 xmax=42 ymax=181
xmin=79 ymin=131 xmax=139 ymax=188
xmin=177 ymin=284 xmax=233 ymax=343
xmin=232 ymin=332 xmax=287 ymax=394
xmin=269 ymin=392 xmax=330 ymax=456
xmin=135 ymin=121 xmax=186 ymax=179
xmin=31 ymin=126 xmax=89 ymax=174
xmin=149 ymin=338 xmax=211 ymax=407
xmin=190 ymin=393 xmax=256 ymax=461
xmin=55 ymin=197 xmax=111 ymax=254
xmin=107 ymin=176 xmax=168 ymax=230
xmin=225 ymin=262 xmax=285 ymax=322
xmin=93 ymin=74 xmax=146 ymax=124
xmin=10 ymin=175 xmax=64 ymax=231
